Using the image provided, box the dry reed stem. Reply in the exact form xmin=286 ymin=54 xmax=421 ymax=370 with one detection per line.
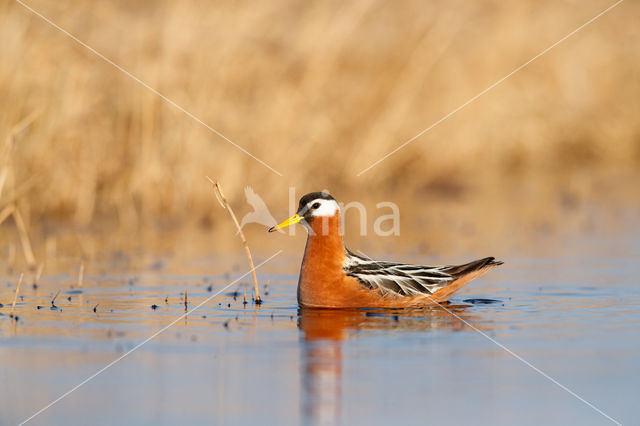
xmin=0 ymin=204 xmax=36 ymax=269
xmin=33 ymin=263 xmax=44 ymax=286
xmin=9 ymin=273 xmax=24 ymax=317
xmin=0 ymin=204 xmax=13 ymax=225
xmin=0 ymin=177 xmax=38 ymax=209
xmin=206 ymin=177 xmax=261 ymax=303
xmin=1 ymin=109 xmax=40 ymax=203
xmin=0 ymin=134 xmax=15 ymax=200
xmin=77 ymin=263 xmax=84 ymax=287
xmin=7 ymin=243 xmax=16 ymax=271
xmin=0 ymin=169 xmax=8 ymax=201
xmin=4 ymin=109 xmax=41 ymax=152
xmin=11 ymin=207 xmax=36 ymax=268
xmin=45 ymin=237 xmax=57 ymax=272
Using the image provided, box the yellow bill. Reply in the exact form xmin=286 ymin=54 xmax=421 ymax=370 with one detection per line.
xmin=268 ymin=213 xmax=302 ymax=232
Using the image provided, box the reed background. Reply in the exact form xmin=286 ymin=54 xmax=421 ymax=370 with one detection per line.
xmin=1 ymin=0 xmax=639 ymax=262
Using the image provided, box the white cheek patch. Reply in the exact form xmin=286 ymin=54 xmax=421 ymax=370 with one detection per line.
xmin=309 ymin=199 xmax=340 ymax=217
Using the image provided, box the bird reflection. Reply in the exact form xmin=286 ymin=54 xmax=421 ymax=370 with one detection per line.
xmin=298 ymin=304 xmax=477 ymax=425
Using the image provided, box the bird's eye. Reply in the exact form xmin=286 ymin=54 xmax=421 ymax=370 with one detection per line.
xmin=312 ymin=202 xmax=321 ymax=209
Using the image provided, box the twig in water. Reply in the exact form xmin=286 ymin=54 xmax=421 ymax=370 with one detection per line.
xmin=206 ymin=177 xmax=261 ymax=304
xmin=51 ymin=290 xmax=60 ymax=307
xmin=184 ymin=291 xmax=188 ymax=312
xmin=9 ymin=273 xmax=24 ymax=319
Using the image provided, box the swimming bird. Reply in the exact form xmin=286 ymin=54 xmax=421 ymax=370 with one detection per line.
xmin=269 ymin=192 xmax=502 ymax=308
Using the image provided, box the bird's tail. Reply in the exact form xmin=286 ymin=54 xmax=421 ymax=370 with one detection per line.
xmin=444 ymin=257 xmax=503 ymax=279
xmin=430 ymin=257 xmax=503 ymax=302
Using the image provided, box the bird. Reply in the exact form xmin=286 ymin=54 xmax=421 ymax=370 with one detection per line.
xmin=269 ymin=192 xmax=503 ymax=308
xmin=239 ymin=186 xmax=279 ymax=231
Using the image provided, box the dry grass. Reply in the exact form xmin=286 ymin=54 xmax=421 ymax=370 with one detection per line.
xmin=208 ymin=178 xmax=261 ymax=302
xmin=0 ymin=0 xmax=639 ymax=243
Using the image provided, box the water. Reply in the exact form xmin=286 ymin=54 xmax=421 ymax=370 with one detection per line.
xmin=1 ymin=231 xmax=639 ymax=425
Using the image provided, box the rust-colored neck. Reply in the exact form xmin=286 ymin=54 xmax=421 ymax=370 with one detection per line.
xmin=298 ymin=213 xmax=346 ymax=306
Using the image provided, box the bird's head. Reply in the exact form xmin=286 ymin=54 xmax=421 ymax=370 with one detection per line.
xmin=268 ymin=192 xmax=339 ymax=232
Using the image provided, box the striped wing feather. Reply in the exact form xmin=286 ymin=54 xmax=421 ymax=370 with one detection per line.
xmin=344 ymin=250 xmax=499 ymax=297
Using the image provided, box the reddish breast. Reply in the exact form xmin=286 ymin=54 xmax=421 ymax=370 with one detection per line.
xmin=297 ymin=213 xmax=354 ymax=307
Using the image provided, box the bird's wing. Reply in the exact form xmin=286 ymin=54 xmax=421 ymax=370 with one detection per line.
xmin=343 ymin=250 xmax=454 ymax=297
